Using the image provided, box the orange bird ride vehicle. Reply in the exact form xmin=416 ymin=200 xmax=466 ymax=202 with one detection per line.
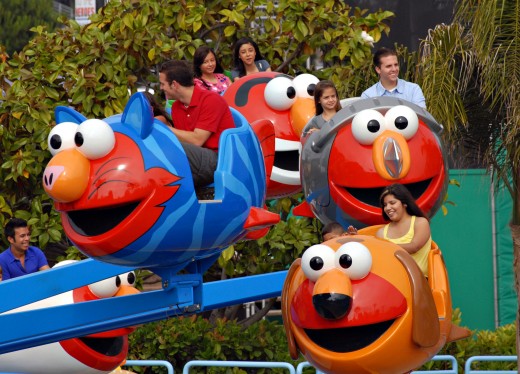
xmin=282 ymin=229 xmax=470 ymax=374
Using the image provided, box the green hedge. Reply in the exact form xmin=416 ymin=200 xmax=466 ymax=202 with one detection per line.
xmin=127 ymin=310 xmax=517 ymax=373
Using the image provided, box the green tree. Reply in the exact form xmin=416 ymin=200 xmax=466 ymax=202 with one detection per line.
xmin=417 ymin=0 xmax=520 ymax=362
xmin=0 ymin=0 xmax=392 ymax=252
xmin=0 ymin=0 xmax=60 ymax=56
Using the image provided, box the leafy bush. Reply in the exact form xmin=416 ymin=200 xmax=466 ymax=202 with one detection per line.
xmin=127 ymin=316 xmax=301 ymax=373
xmin=127 ymin=310 xmax=517 ymax=373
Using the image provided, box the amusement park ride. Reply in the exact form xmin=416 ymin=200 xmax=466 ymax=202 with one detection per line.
xmin=0 ymin=72 xmax=469 ymax=373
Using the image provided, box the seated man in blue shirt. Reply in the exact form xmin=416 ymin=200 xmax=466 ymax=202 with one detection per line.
xmin=0 ymin=218 xmax=49 ymax=280
xmin=361 ymin=47 xmax=426 ymax=108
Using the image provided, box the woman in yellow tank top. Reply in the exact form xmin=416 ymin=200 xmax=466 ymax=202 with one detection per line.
xmin=375 ymin=183 xmax=431 ymax=276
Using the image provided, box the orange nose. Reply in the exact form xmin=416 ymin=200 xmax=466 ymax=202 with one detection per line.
xmin=372 ymin=130 xmax=411 ymax=180
xmin=313 ymin=268 xmax=353 ymax=320
xmin=43 ymin=149 xmax=90 ymax=203
xmin=290 ymin=97 xmax=316 ymax=137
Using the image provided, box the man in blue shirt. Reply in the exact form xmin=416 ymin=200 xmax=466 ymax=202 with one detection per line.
xmin=361 ymin=47 xmax=426 ymax=108
xmin=0 ymin=218 xmax=49 ymax=280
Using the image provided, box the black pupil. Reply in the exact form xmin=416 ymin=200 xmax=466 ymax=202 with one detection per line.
xmin=287 ymin=86 xmax=296 ymax=99
xmin=310 ymin=256 xmax=324 ymax=271
xmin=115 ymin=275 xmax=121 ymax=287
xmin=50 ymin=134 xmax=62 ymax=149
xmin=307 ymin=83 xmax=316 ymax=96
xmin=339 ymin=254 xmax=352 ymax=268
xmin=395 ymin=116 xmax=408 ymax=130
xmin=127 ymin=272 xmax=136 ymax=284
xmin=74 ymin=132 xmax=84 ymax=146
xmin=367 ymin=120 xmax=381 ymax=133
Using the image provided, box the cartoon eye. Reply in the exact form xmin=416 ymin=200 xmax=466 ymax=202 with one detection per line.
xmin=48 ymin=122 xmax=79 ymax=156
xmin=301 ymin=244 xmax=336 ymax=282
xmin=292 ymin=73 xmax=320 ymax=99
xmin=89 ymin=275 xmax=121 ymax=298
xmin=335 ymin=242 xmax=372 ymax=280
xmin=119 ymin=271 xmax=136 ymax=287
xmin=351 ymin=109 xmax=386 ymax=145
xmin=264 ymin=77 xmax=296 ymax=111
xmin=385 ymin=105 xmax=419 ymax=140
xmin=75 ymin=119 xmax=115 ymax=159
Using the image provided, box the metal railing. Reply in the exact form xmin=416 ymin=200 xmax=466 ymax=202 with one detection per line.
xmin=464 ymin=356 xmax=517 ymax=374
xmin=116 ymin=355 xmax=518 ymax=374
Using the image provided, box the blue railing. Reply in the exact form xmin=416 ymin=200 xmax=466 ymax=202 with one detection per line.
xmin=123 ymin=360 xmax=174 ymax=374
xmin=115 ymin=355 xmax=519 ymax=374
xmin=412 ymin=355 xmax=459 ymax=373
xmin=183 ymin=360 xmax=296 ymax=373
xmin=464 ymin=355 xmax=517 ymax=374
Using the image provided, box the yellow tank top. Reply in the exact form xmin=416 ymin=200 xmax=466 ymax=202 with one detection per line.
xmin=383 ymin=215 xmax=430 ymax=276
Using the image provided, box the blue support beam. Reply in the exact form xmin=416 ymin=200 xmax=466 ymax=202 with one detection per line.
xmin=0 ymin=259 xmax=287 ymax=354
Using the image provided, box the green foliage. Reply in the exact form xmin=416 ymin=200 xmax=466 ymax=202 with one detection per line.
xmin=0 ymin=0 xmax=60 ymax=56
xmin=0 ymin=0 xmax=392 ymax=267
xmin=127 ymin=316 xmax=299 ymax=373
xmin=128 ymin=312 xmax=517 ymax=373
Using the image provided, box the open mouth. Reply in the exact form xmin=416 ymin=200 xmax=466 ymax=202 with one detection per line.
xmin=274 ymin=150 xmax=300 ymax=172
xmin=304 ymin=319 xmax=395 ymax=352
xmin=67 ymin=202 xmax=140 ymax=236
xmin=79 ymin=336 xmax=124 ymax=356
xmin=344 ymin=179 xmax=431 ymax=207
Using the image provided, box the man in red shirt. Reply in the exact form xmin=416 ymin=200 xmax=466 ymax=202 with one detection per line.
xmin=159 ymin=60 xmax=235 ymax=187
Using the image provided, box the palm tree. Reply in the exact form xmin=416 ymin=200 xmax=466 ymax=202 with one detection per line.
xmin=418 ymin=0 xmax=520 ymax=360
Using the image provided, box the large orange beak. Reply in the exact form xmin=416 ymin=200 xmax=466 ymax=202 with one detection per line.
xmin=43 ymin=149 xmax=90 ymax=203
xmin=291 ymin=97 xmax=316 ymax=137
xmin=372 ymin=130 xmax=411 ymax=180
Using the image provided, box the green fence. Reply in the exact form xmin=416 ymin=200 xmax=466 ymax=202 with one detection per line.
xmin=430 ymin=169 xmax=516 ymax=330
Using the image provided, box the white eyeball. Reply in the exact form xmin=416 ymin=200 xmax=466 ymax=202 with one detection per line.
xmin=75 ymin=119 xmax=115 ymax=159
xmin=385 ymin=105 xmax=419 ymax=139
xmin=119 ymin=271 xmax=136 ymax=287
xmin=48 ymin=122 xmax=79 ymax=156
xmin=292 ymin=73 xmax=320 ymax=99
xmin=88 ymin=275 xmax=121 ymax=298
xmin=264 ymin=77 xmax=296 ymax=111
xmin=301 ymin=244 xmax=336 ymax=282
xmin=335 ymin=242 xmax=372 ymax=280
xmin=351 ymin=109 xmax=386 ymax=145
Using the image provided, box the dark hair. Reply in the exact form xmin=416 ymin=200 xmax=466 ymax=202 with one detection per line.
xmin=379 ymin=183 xmax=427 ymax=221
xmin=373 ymin=47 xmax=398 ymax=68
xmin=193 ymin=46 xmax=225 ymax=78
xmin=232 ymin=37 xmax=264 ymax=78
xmin=322 ymin=221 xmax=344 ymax=236
xmin=314 ymin=80 xmax=341 ymax=116
xmin=159 ymin=60 xmax=194 ymax=87
xmin=4 ymin=218 xmax=28 ymax=240
xmin=142 ymin=91 xmax=173 ymax=126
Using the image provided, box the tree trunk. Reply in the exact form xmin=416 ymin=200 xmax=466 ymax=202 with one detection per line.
xmin=509 ymin=224 xmax=520 ymax=368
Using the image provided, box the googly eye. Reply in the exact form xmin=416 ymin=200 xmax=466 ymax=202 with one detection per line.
xmin=301 ymin=244 xmax=336 ymax=282
xmin=351 ymin=109 xmax=386 ymax=145
xmin=48 ymin=122 xmax=79 ymax=156
xmin=119 ymin=271 xmax=136 ymax=287
xmin=335 ymin=242 xmax=372 ymax=280
xmin=75 ymin=119 xmax=115 ymax=159
xmin=264 ymin=77 xmax=296 ymax=111
xmin=292 ymin=73 xmax=320 ymax=99
xmin=88 ymin=275 xmax=121 ymax=298
xmin=385 ymin=105 xmax=419 ymax=140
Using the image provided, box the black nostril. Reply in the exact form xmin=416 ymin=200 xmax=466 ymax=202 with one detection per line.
xmin=313 ymin=293 xmax=351 ymax=320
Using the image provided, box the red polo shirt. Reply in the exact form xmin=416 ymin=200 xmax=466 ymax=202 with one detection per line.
xmin=170 ymin=86 xmax=235 ymax=151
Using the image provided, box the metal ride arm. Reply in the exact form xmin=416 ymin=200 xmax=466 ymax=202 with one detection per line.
xmin=0 ymin=259 xmax=287 ymax=354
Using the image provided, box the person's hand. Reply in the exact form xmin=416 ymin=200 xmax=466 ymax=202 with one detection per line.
xmin=346 ymin=225 xmax=358 ymax=235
